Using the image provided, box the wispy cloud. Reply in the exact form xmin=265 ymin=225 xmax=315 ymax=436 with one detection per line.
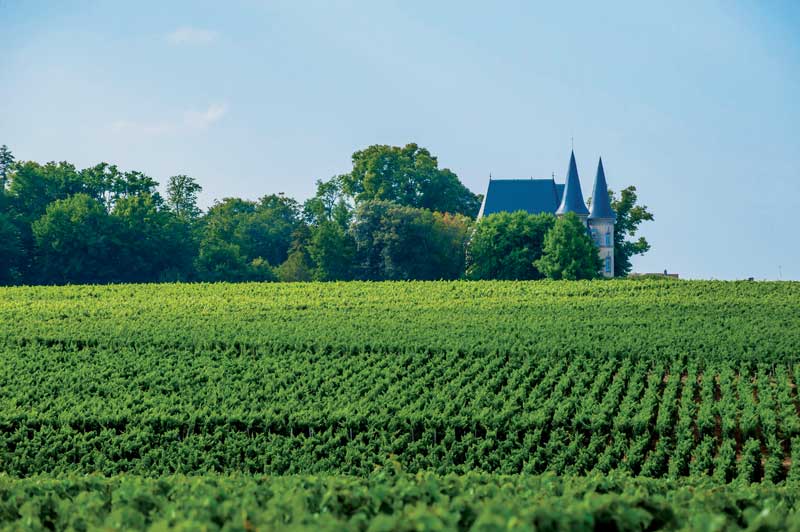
xmin=111 ymin=103 xmax=228 ymax=136
xmin=166 ymin=27 xmax=218 ymax=45
xmin=184 ymin=103 xmax=228 ymax=129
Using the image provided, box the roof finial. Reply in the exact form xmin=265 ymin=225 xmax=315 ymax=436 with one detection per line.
xmin=489 ymin=172 xmax=492 ymax=181
xmin=571 ymin=136 xmax=574 ymax=151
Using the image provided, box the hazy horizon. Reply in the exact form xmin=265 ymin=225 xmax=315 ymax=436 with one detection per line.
xmin=2 ymin=1 xmax=799 ymax=280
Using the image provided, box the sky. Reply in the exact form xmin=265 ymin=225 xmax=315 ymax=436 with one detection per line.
xmin=1 ymin=0 xmax=799 ymax=280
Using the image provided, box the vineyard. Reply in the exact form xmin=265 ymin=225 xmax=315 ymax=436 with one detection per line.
xmin=1 ymin=280 xmax=800 ymax=529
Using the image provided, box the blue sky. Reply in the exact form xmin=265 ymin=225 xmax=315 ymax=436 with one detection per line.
xmin=2 ymin=1 xmax=799 ymax=279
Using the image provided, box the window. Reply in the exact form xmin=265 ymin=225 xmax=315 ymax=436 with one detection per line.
xmin=605 ymin=256 xmax=612 ymax=273
xmin=605 ymin=232 xmax=611 ymax=246
xmin=591 ymin=229 xmax=598 ymax=245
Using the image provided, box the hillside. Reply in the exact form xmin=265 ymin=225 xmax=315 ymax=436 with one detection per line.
xmin=1 ymin=280 xmax=800 ymax=529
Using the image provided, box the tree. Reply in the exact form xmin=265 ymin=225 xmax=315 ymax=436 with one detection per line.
xmin=166 ymin=174 xmax=203 ymax=221
xmin=351 ymin=200 xmax=471 ymax=280
xmin=31 ymin=194 xmax=115 ymax=284
xmin=248 ymin=257 xmax=278 ymax=282
xmin=0 ymin=144 xmax=15 ymax=189
xmin=194 ymin=239 xmax=252 ymax=282
xmin=78 ymin=163 xmax=122 ymax=208
xmin=610 ymin=186 xmax=653 ymax=277
xmin=302 ymin=176 xmax=352 ymax=228
xmin=109 ymin=170 xmax=160 ymax=204
xmin=235 ymin=194 xmax=301 ymax=267
xmin=195 ymin=198 xmax=256 ymax=282
xmin=466 ymin=211 xmax=556 ymax=280
xmin=7 ymin=161 xmax=84 ymax=224
xmin=0 ymin=212 xmax=22 ymax=284
xmin=275 ymin=225 xmax=314 ymax=282
xmin=431 ymin=212 xmax=473 ymax=280
xmin=535 ymin=213 xmax=602 ymax=280
xmin=200 ymin=198 xmax=256 ymax=240
xmin=275 ymin=250 xmax=314 ymax=282
xmin=308 ymin=220 xmax=356 ymax=281
xmin=350 ymin=201 xmax=392 ymax=280
xmin=196 ymin=195 xmax=300 ymax=281
xmin=340 ymin=143 xmax=481 ymax=217
xmin=111 ymin=193 xmax=196 ymax=282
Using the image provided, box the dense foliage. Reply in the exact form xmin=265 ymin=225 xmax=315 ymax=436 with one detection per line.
xmin=0 ymin=143 xmax=653 ymax=285
xmin=611 ymin=186 xmax=654 ymax=277
xmin=0 ymin=280 xmax=797 ymax=529
xmin=3 ymin=472 xmax=800 ymax=531
xmin=1 ymin=281 xmax=799 ymax=481
xmin=351 ymin=201 xmax=471 ymax=280
xmin=535 ymin=212 xmax=603 ymax=280
xmin=0 ymin=144 xmax=483 ymax=286
xmin=465 ymin=211 xmax=555 ymax=280
xmin=340 ymin=143 xmax=481 ymax=217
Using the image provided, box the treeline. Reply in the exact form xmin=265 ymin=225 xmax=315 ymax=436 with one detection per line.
xmin=0 ymin=143 xmax=651 ymax=285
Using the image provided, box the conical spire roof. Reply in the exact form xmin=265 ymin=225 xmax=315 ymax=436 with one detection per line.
xmin=555 ymin=151 xmax=589 ymax=216
xmin=588 ymin=157 xmax=616 ymax=220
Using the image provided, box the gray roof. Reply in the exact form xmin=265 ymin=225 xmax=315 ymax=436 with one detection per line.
xmin=555 ymin=151 xmax=589 ymax=216
xmin=588 ymin=157 xmax=616 ymax=220
xmin=478 ymin=178 xmax=561 ymax=218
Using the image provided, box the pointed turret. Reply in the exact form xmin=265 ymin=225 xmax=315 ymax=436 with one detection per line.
xmin=555 ymin=151 xmax=589 ymax=216
xmin=588 ymin=157 xmax=616 ymax=221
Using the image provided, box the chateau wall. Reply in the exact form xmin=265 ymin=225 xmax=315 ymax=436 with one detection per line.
xmin=589 ymin=219 xmax=615 ymax=278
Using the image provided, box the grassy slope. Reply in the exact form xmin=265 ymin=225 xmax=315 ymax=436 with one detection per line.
xmin=2 ymin=280 xmax=800 ymax=528
xmin=1 ymin=280 xmax=798 ymax=359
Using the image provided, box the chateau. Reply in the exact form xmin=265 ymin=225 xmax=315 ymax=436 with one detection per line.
xmin=477 ymin=152 xmax=617 ymax=277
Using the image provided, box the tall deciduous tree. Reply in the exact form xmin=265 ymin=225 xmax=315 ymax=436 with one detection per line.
xmin=302 ymin=176 xmax=351 ymax=228
xmin=0 ymin=144 xmax=15 ymax=189
xmin=610 ymin=186 xmax=653 ymax=277
xmin=31 ymin=194 xmax=115 ymax=284
xmin=195 ymin=198 xmax=257 ymax=281
xmin=235 ymin=194 xmax=301 ymax=267
xmin=351 ymin=200 xmax=471 ymax=280
xmin=466 ymin=211 xmax=556 ymax=280
xmin=308 ymin=220 xmax=356 ymax=281
xmin=196 ymin=194 xmax=300 ymax=281
xmin=166 ymin=174 xmax=203 ymax=221
xmin=535 ymin=213 xmax=602 ymax=280
xmin=111 ymin=193 xmax=195 ymax=282
xmin=341 ymin=144 xmax=481 ymax=217
xmin=7 ymin=161 xmax=84 ymax=224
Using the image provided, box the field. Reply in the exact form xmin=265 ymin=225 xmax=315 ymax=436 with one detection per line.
xmin=2 ymin=280 xmax=800 ymax=530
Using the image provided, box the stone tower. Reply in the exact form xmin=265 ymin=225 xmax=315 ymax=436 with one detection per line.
xmin=588 ymin=158 xmax=616 ymax=278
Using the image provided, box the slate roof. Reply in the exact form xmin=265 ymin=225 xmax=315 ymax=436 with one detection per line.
xmin=477 ymin=178 xmax=562 ymax=218
xmin=588 ymin=157 xmax=616 ymax=221
xmin=555 ymin=151 xmax=589 ymax=216
xmin=477 ymin=152 xmax=613 ymax=221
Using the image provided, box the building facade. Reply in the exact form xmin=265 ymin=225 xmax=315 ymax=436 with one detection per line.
xmin=477 ymin=151 xmax=616 ymax=277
